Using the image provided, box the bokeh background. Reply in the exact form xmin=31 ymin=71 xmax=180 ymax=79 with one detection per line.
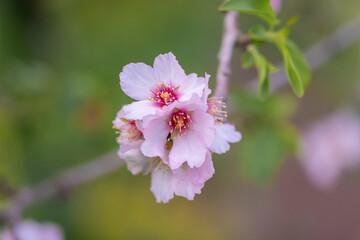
xmin=1 ymin=0 xmax=360 ymax=239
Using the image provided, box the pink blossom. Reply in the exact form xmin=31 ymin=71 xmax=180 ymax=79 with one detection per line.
xmin=201 ymin=74 xmax=242 ymax=154
xmin=141 ymin=94 xmax=215 ymax=169
xmin=114 ymin=54 xmax=241 ymax=203
xmin=271 ymin=0 xmax=282 ymax=13
xmin=120 ymin=140 xmax=214 ymax=203
xmin=119 ymin=52 xmax=206 ymax=120
xmin=0 ymin=221 xmax=64 ymax=240
xmin=300 ymin=110 xmax=360 ymax=189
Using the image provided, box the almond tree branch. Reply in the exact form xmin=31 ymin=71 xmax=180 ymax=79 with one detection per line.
xmin=214 ymin=11 xmax=240 ymax=98
xmin=0 ymin=151 xmax=121 ymax=224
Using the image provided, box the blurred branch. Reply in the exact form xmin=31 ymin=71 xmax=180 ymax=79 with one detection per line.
xmin=0 ymin=151 xmax=121 ymax=225
xmin=247 ymin=16 xmax=360 ymax=92
xmin=214 ymin=11 xmax=240 ymax=98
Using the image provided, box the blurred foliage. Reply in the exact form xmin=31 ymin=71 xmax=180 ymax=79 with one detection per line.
xmin=230 ymin=91 xmax=299 ymax=185
xmin=0 ymin=0 xmax=360 ymax=238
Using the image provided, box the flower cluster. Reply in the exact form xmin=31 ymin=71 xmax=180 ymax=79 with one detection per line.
xmin=114 ymin=52 xmax=241 ymax=203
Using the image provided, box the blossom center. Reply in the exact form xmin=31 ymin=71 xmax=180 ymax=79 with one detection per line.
xmin=149 ymin=81 xmax=178 ymax=107
xmin=113 ymin=121 xmax=142 ymax=142
xmin=168 ymin=109 xmax=192 ymax=140
xmin=207 ymin=97 xmax=227 ymax=126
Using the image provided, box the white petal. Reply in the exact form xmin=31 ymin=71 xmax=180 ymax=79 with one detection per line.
xmin=191 ymin=111 xmax=216 ymax=147
xmin=122 ymin=100 xmax=159 ymax=120
xmin=178 ymin=73 xmax=205 ymax=101
xmin=120 ymin=62 xmax=156 ymax=100
xmin=118 ymin=140 xmax=151 ymax=175
xmin=210 ymin=123 xmax=242 ymax=154
xmin=141 ymin=116 xmax=169 ymax=159
xmin=151 ymin=168 xmax=176 ymax=203
xmin=169 ymin=132 xmax=207 ymax=169
xmin=153 ymin=52 xmax=186 ymax=86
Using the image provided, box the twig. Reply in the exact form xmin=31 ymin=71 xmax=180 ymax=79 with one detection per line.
xmin=214 ymin=11 xmax=239 ymax=98
xmin=0 ymin=151 xmax=121 ymax=224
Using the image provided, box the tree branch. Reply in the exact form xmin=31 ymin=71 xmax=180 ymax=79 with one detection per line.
xmin=214 ymin=11 xmax=240 ymax=98
xmin=0 ymin=151 xmax=121 ymax=224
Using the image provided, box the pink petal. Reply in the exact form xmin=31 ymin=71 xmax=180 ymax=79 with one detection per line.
xmin=151 ymin=168 xmax=176 ymax=203
xmin=191 ymin=110 xmax=216 ymax=147
xmin=120 ymin=62 xmax=156 ymax=100
xmin=122 ymin=100 xmax=159 ymax=120
xmin=200 ymin=73 xmax=212 ymax=103
xmin=141 ymin=115 xmax=170 ymax=159
xmin=173 ymin=168 xmax=202 ymax=200
xmin=210 ymin=123 xmax=242 ymax=154
xmin=169 ymin=132 xmax=208 ymax=169
xmin=178 ymin=73 xmax=206 ymax=101
xmin=187 ymin=151 xmax=215 ymax=185
xmin=118 ymin=140 xmax=151 ymax=175
xmin=153 ymin=52 xmax=186 ymax=86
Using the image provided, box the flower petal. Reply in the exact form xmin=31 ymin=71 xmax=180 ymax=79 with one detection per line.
xmin=210 ymin=123 xmax=242 ymax=154
xmin=178 ymin=73 xmax=205 ymax=101
xmin=141 ymin=116 xmax=169 ymax=159
xmin=118 ymin=140 xmax=151 ymax=175
xmin=122 ymin=100 xmax=158 ymax=120
xmin=191 ymin=110 xmax=216 ymax=147
xmin=187 ymin=151 xmax=215 ymax=185
xmin=169 ymin=132 xmax=207 ymax=169
xmin=173 ymin=167 xmax=202 ymax=200
xmin=151 ymin=168 xmax=176 ymax=203
xmin=153 ymin=52 xmax=186 ymax=86
xmin=120 ymin=62 xmax=156 ymax=100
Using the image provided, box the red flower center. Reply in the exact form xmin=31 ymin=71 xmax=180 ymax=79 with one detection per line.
xmin=149 ymin=81 xmax=178 ymax=107
xmin=168 ymin=109 xmax=192 ymax=140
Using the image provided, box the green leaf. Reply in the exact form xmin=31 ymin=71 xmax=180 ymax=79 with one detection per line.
xmin=220 ymin=0 xmax=279 ymax=26
xmin=241 ymin=50 xmax=254 ymax=68
xmin=248 ymin=45 xmax=272 ymax=99
xmin=238 ymin=127 xmax=287 ymax=185
xmin=249 ymin=25 xmax=269 ymax=42
xmin=285 ymin=40 xmax=311 ymax=87
xmin=277 ymin=41 xmax=304 ymax=97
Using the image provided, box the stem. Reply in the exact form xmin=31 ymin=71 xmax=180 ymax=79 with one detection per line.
xmin=214 ymin=11 xmax=239 ymax=99
xmin=0 ymin=151 xmax=121 ymax=224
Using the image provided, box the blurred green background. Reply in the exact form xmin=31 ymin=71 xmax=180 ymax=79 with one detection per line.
xmin=1 ymin=0 xmax=360 ymax=239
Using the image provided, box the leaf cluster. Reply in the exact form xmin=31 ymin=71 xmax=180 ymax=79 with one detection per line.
xmin=220 ymin=0 xmax=311 ymax=98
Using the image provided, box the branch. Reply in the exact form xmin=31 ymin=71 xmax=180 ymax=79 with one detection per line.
xmin=214 ymin=11 xmax=240 ymax=98
xmin=0 ymin=151 xmax=121 ymax=224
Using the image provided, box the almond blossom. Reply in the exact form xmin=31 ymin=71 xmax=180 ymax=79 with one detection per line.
xmin=300 ymin=110 xmax=360 ymax=190
xmin=119 ymin=138 xmax=214 ymax=203
xmin=141 ymin=94 xmax=215 ymax=169
xmin=119 ymin=52 xmax=206 ymax=120
xmin=114 ymin=53 xmax=241 ymax=203
xmin=271 ymin=0 xmax=282 ymax=13
xmin=201 ymin=74 xmax=242 ymax=154
xmin=0 ymin=221 xmax=64 ymax=240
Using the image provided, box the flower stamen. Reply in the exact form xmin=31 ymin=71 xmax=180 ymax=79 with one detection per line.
xmin=148 ymin=81 xmax=178 ymax=107
xmin=207 ymin=97 xmax=227 ymax=126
